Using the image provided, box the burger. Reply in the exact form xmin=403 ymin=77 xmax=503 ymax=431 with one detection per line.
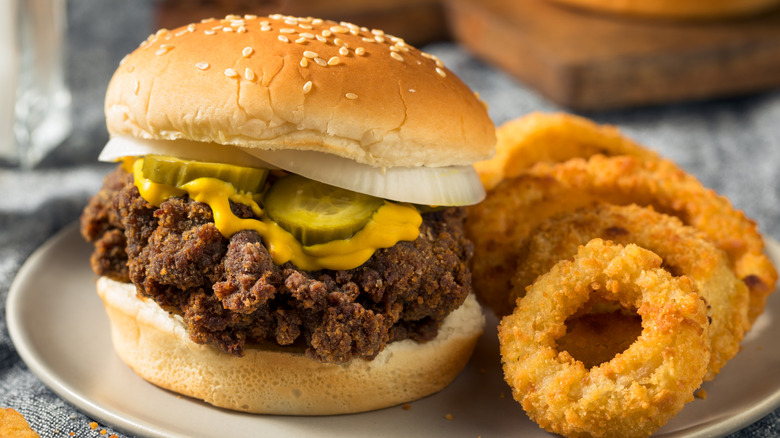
xmin=80 ymin=14 xmax=496 ymax=414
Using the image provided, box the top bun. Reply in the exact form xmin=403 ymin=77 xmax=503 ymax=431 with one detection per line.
xmin=105 ymin=14 xmax=496 ymax=168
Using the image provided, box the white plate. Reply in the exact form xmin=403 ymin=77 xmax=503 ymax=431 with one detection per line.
xmin=7 ymin=223 xmax=780 ymax=437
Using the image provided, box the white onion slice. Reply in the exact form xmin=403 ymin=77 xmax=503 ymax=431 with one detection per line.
xmin=244 ymin=148 xmax=485 ymax=206
xmin=98 ymin=137 xmax=486 ymax=206
xmin=99 ymin=137 xmax=272 ymax=168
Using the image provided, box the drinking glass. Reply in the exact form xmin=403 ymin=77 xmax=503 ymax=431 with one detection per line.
xmin=1 ymin=0 xmax=71 ymax=168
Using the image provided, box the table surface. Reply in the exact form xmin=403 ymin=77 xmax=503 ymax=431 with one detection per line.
xmin=1 ymin=1 xmax=779 ymax=437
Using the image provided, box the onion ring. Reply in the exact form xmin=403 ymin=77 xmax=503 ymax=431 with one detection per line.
xmin=513 ymin=203 xmax=748 ymax=381
xmin=499 ymin=239 xmax=710 ymax=438
xmin=473 ymin=112 xmax=660 ymax=190
xmin=466 ymin=154 xmax=777 ymax=325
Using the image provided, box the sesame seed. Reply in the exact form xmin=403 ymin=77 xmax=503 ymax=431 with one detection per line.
xmin=204 ymin=29 xmax=215 ymax=35
xmin=300 ymin=32 xmax=314 ymax=39
xmin=237 ymin=26 xmax=247 ymax=33
xmin=355 ymin=47 xmax=366 ymax=56
xmin=244 ymin=68 xmax=255 ymax=81
xmin=421 ymin=52 xmax=433 ymax=59
xmin=223 ymin=27 xmax=234 ymax=32
xmin=280 ymin=28 xmax=296 ymax=33
xmin=295 ymin=37 xmax=306 ymax=44
xmin=270 ymin=14 xmax=282 ymax=19
xmin=409 ymin=88 xmax=416 ymax=92
xmin=285 ymin=19 xmax=297 ymax=25
xmin=260 ymin=20 xmax=270 ymax=26
xmin=390 ymin=45 xmax=400 ymax=52
xmin=312 ymin=18 xmax=323 ymax=25
xmin=303 ymin=80 xmax=313 ymax=94
xmin=315 ymin=35 xmax=327 ymax=43
xmin=371 ymin=29 xmax=385 ymax=36
xmin=231 ymin=19 xmax=245 ymax=27
xmin=328 ymin=56 xmax=340 ymax=65
xmin=245 ymin=14 xmax=257 ymax=19
xmin=349 ymin=29 xmax=358 ymax=35
xmin=321 ymin=30 xmax=332 ymax=37
xmin=390 ymin=52 xmax=404 ymax=62
xmin=330 ymin=25 xmax=348 ymax=33
xmin=187 ymin=24 xmax=196 ymax=32
xmin=175 ymin=29 xmax=188 ymax=37
xmin=201 ymin=18 xmax=212 ymax=23
xmin=278 ymin=35 xmax=289 ymax=43
xmin=261 ymin=25 xmax=271 ymax=31
xmin=314 ymin=57 xmax=327 ymax=66
xmin=300 ymin=58 xmax=309 ymax=67
xmin=303 ymin=51 xmax=318 ymax=58
xmin=375 ymin=35 xmax=385 ymax=43
xmin=436 ymin=67 xmax=447 ymax=77
xmin=225 ymin=68 xmax=238 ymax=78
xmin=212 ymin=25 xmax=223 ymax=30
xmin=334 ymin=38 xmax=345 ymax=47
xmin=195 ymin=62 xmax=209 ymax=70
xmin=155 ymin=46 xmax=173 ymax=56
xmin=133 ymin=81 xmax=139 ymax=94
xmin=226 ymin=14 xmax=241 ymax=20
xmin=119 ymin=54 xmax=129 ymax=65
xmin=362 ymin=37 xmax=374 ymax=43
xmin=242 ymin=47 xmax=253 ymax=57
xmin=346 ymin=93 xmax=358 ymax=99
xmin=298 ymin=23 xmax=312 ymax=29
xmin=339 ymin=46 xmax=349 ymax=56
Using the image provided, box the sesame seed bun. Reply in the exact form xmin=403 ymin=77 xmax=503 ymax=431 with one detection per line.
xmin=96 ymin=276 xmax=485 ymax=415
xmin=547 ymin=0 xmax=780 ymax=19
xmin=105 ymin=14 xmax=495 ymax=168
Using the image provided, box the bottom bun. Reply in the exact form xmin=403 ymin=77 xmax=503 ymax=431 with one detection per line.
xmin=96 ymin=276 xmax=485 ymax=415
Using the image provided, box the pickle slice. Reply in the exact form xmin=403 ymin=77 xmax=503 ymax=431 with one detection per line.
xmin=142 ymin=155 xmax=269 ymax=193
xmin=264 ymin=174 xmax=384 ymax=246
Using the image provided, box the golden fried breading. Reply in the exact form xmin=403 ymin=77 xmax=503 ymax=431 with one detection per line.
xmin=499 ymin=239 xmax=710 ymax=438
xmin=473 ymin=112 xmax=659 ymax=190
xmin=514 ymin=204 xmax=749 ymax=380
xmin=0 ymin=408 xmax=40 ymax=438
xmin=467 ymin=155 xmax=776 ymax=326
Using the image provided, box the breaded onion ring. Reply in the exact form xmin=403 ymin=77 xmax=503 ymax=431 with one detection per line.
xmin=513 ymin=203 xmax=748 ymax=381
xmin=472 ymin=113 xmax=659 ymax=190
xmin=466 ymin=155 xmax=777 ymax=324
xmin=499 ymin=239 xmax=710 ymax=438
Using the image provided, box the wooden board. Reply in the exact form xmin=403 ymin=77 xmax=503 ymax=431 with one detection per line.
xmin=446 ymin=0 xmax=780 ymax=110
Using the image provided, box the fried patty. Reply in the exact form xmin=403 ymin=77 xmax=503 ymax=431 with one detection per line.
xmin=81 ymin=166 xmax=474 ymax=363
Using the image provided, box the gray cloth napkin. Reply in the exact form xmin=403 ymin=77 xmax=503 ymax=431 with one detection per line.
xmin=1 ymin=0 xmax=778 ymax=436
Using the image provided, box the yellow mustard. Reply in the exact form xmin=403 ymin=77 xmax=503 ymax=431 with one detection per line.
xmin=132 ymin=159 xmax=422 ymax=271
